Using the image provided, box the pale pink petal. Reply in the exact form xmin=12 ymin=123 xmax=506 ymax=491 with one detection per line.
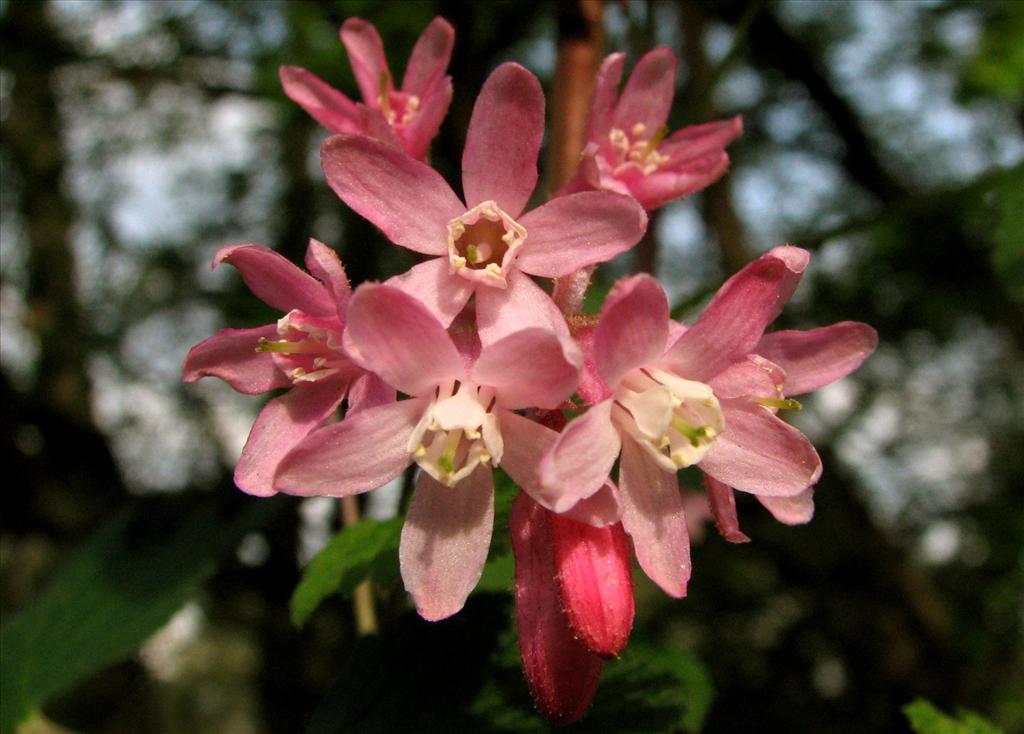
xmin=574 ymin=324 xmax=613 ymax=405
xmin=321 ymin=135 xmax=462 ymax=255
xmin=560 ymin=482 xmax=622 ymax=527
xmin=512 ymin=495 xmax=603 ymax=725
xmin=278 ymin=66 xmax=361 ymax=134
xmin=659 ymin=247 xmax=808 ymax=382
xmin=400 ymin=464 xmax=494 ymax=621
xmin=182 ymin=325 xmax=290 ymax=395
xmin=708 ymin=355 xmax=786 ymax=400
xmin=758 ymin=488 xmax=815 ymax=525
xmin=516 ymin=191 xmax=647 ymax=277
xmin=500 ymin=411 xmax=593 ymax=514
xmin=766 ymin=245 xmax=810 ymax=318
xmin=587 ymin=53 xmax=625 ymax=141
xmin=473 ymin=330 xmax=581 ymax=410
xmin=343 ymin=283 xmax=464 ymax=396
xmin=234 ymin=379 xmax=347 ymax=496
xmin=700 ymin=400 xmax=822 ymax=497
xmin=620 ymin=152 xmax=730 ymax=210
xmin=340 ymin=17 xmax=392 ymax=106
xmin=618 ymin=437 xmax=691 ymax=598
xmin=612 ymin=46 xmax=676 ymax=133
xmin=461 ymin=63 xmax=543 ymax=215
xmin=384 ymin=257 xmax=473 ymax=328
xmin=661 ymin=116 xmax=743 ymax=165
xmin=345 ymin=372 xmax=395 ymax=415
xmin=356 ymin=104 xmax=402 ymax=147
xmin=401 ymin=17 xmax=454 ymax=96
xmin=552 ymin=514 xmax=634 ymax=657
xmin=594 ymin=274 xmax=668 ymax=387
xmin=304 ymin=239 xmax=351 ymax=317
xmin=703 ymin=474 xmax=750 ymax=543
xmin=273 ymin=397 xmax=425 ymax=497
xmin=756 ymin=322 xmax=878 ymax=396
xmin=214 ymin=244 xmax=334 ymax=317
xmin=475 ymin=269 xmax=569 ymax=346
xmin=539 ymin=400 xmax=621 ymax=511
xmin=400 ymin=77 xmax=452 ymax=161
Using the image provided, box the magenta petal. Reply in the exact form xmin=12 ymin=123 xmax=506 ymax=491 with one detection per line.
xmin=473 ymin=330 xmax=581 ymax=410
xmin=756 ymin=322 xmax=878 ymax=396
xmin=539 ymin=400 xmax=621 ymax=511
xmin=402 ymin=17 xmax=454 ymax=97
xmin=321 ymin=135 xmax=462 ymax=255
xmin=618 ymin=437 xmax=691 ymax=598
xmin=400 ymin=465 xmax=494 ymax=621
xmin=517 ymin=192 xmax=648 ymax=278
xmin=663 ymin=115 xmax=743 ymax=163
xmin=659 ymin=246 xmax=808 ymax=382
xmin=304 ymin=239 xmax=351 ymax=317
xmin=343 ymin=283 xmax=464 ymax=395
xmin=278 ymin=66 xmax=361 ymax=134
xmin=703 ymin=474 xmax=750 ymax=543
xmin=385 ymin=257 xmax=473 ymax=328
xmin=758 ymin=488 xmax=815 ymax=525
xmin=400 ymin=76 xmax=452 ymax=161
xmin=274 ymin=398 xmax=425 ymax=497
xmin=499 ymin=411 xmax=577 ymax=513
xmin=234 ymin=379 xmax=347 ymax=496
xmin=345 ymin=372 xmax=395 ymax=415
xmin=612 ymin=46 xmax=676 ymax=133
xmin=461 ymin=63 xmax=543 ymax=215
xmin=587 ymin=52 xmax=626 ymax=141
xmin=700 ymin=400 xmax=822 ymax=497
xmin=594 ymin=274 xmax=669 ymax=387
xmin=475 ymin=269 xmax=569 ymax=346
xmin=560 ymin=482 xmax=622 ymax=527
xmin=552 ymin=515 xmax=634 ymax=658
xmin=512 ymin=495 xmax=603 ymax=725
xmin=182 ymin=325 xmax=290 ymax=395
xmin=340 ymin=17 xmax=392 ymax=106
xmin=214 ymin=244 xmax=334 ymax=317
xmin=708 ymin=355 xmax=787 ymax=400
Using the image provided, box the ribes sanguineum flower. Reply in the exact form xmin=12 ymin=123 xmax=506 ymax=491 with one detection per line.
xmin=273 ymin=283 xmax=584 ymax=621
xmin=280 ymin=17 xmax=454 ymax=161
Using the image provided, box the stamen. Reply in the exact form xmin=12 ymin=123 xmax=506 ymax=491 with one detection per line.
xmin=256 ymin=338 xmax=325 ymax=354
xmin=378 ymin=70 xmax=392 ymax=120
xmin=753 ymin=397 xmax=803 ymax=411
xmin=671 ymin=415 xmax=712 ymax=448
xmin=640 ymin=125 xmax=670 ymax=159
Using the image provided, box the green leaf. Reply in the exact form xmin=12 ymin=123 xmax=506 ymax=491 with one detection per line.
xmin=289 ymin=518 xmax=403 ymax=628
xmin=0 ymin=496 xmax=285 ymax=734
xmin=904 ymin=698 xmax=1004 ymax=734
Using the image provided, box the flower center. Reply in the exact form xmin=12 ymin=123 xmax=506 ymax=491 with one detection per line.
xmin=408 ymin=381 xmax=504 ymax=486
xmin=377 ymin=71 xmax=420 ymax=127
xmin=446 ymin=201 xmax=526 ymax=288
xmin=608 ymin=122 xmax=670 ymax=176
xmin=256 ymin=310 xmax=346 ymax=384
xmin=613 ymin=367 xmax=724 ymax=471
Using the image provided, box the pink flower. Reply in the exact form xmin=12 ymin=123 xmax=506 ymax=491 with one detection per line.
xmin=560 ymin=47 xmax=743 ymax=211
xmin=182 ymin=240 xmax=392 ymax=496
xmin=273 ymin=283 xmax=583 ymax=621
xmin=540 ymin=246 xmax=878 ymax=597
xmin=319 ymin=62 xmax=648 ymax=346
xmin=279 ymin=17 xmax=454 ymax=161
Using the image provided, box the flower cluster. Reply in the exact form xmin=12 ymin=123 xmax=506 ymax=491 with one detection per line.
xmin=183 ymin=17 xmax=876 ymax=724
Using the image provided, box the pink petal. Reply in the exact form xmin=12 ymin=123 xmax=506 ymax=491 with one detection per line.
xmin=304 ymin=239 xmax=351 ymax=317
xmin=612 ymin=46 xmax=676 ymax=133
xmin=473 ymin=330 xmax=581 ymax=410
xmin=339 ymin=18 xmax=392 ymax=106
xmin=662 ymin=116 xmax=743 ymax=165
xmin=214 ymin=244 xmax=334 ymax=317
xmin=619 ymin=152 xmax=731 ymax=211
xmin=273 ymin=398 xmax=425 ymax=497
xmin=321 ymin=135 xmax=462 ymax=255
xmin=499 ymin=411 xmax=579 ymax=513
xmin=401 ymin=17 xmax=455 ymax=97
xmin=703 ymin=474 xmax=750 ymax=543
xmin=182 ymin=325 xmax=290 ymax=395
xmin=618 ymin=437 xmax=691 ymax=597
xmin=234 ymin=379 xmax=347 ymax=496
xmin=384 ymin=257 xmax=473 ymax=328
xmin=475 ymin=269 xmax=569 ymax=346
xmin=512 ymin=494 xmax=603 ymax=725
xmin=399 ymin=76 xmax=452 ymax=161
xmin=343 ymin=283 xmax=464 ymax=396
xmin=756 ymin=322 xmax=878 ymax=396
xmin=574 ymin=324 xmax=613 ymax=405
xmin=345 ymin=372 xmax=395 ymax=415
xmin=539 ymin=400 xmax=621 ymax=512
xmin=278 ymin=66 xmax=361 ymax=134
xmin=587 ymin=52 xmax=625 ymax=141
xmin=461 ymin=63 xmax=543 ymax=215
xmin=708 ymin=355 xmax=786 ymax=400
xmin=700 ymin=400 xmax=822 ymax=497
xmin=758 ymin=488 xmax=815 ymax=525
xmin=659 ymin=246 xmax=809 ymax=382
xmin=516 ymin=191 xmax=648 ymax=277
xmin=400 ymin=464 xmax=494 ymax=621
xmin=551 ymin=515 xmax=634 ymax=657
xmin=560 ymin=482 xmax=622 ymax=527
xmin=594 ymin=274 xmax=669 ymax=387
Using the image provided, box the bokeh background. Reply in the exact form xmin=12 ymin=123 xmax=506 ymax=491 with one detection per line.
xmin=2 ymin=0 xmax=1022 ymax=732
